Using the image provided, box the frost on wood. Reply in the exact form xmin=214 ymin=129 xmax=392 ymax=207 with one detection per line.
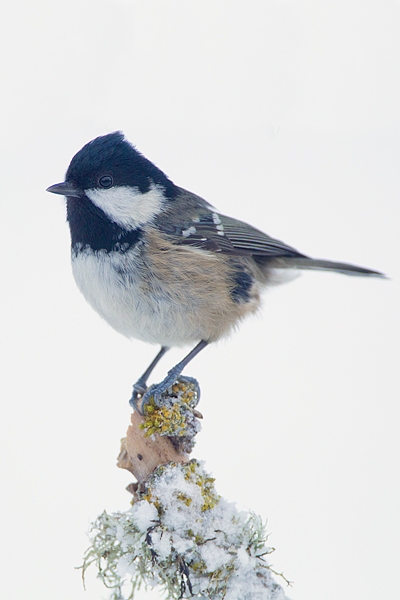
xmin=82 ymin=460 xmax=289 ymax=600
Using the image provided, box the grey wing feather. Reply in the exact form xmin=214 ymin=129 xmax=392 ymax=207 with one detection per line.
xmin=216 ymin=214 xmax=306 ymax=258
xmin=165 ymin=187 xmax=300 ymax=257
xmin=204 ymin=216 xmax=384 ymax=276
xmin=172 ymin=210 xmax=306 ymax=259
xmin=159 ymin=188 xmax=384 ymax=277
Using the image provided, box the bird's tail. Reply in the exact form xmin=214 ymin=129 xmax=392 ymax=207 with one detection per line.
xmin=277 ymin=257 xmax=385 ymax=278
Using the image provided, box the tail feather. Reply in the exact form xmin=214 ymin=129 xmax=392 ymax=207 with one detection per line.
xmin=280 ymin=257 xmax=385 ymax=278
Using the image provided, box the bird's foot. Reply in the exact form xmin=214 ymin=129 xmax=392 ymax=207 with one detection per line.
xmin=130 ymin=364 xmax=200 ymax=414
xmin=143 ymin=369 xmax=200 ymax=410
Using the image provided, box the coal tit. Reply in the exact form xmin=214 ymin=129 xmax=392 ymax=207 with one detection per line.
xmin=47 ymin=132 xmax=384 ymax=410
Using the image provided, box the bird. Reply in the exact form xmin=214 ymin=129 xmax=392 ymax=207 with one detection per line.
xmin=47 ymin=131 xmax=384 ymax=411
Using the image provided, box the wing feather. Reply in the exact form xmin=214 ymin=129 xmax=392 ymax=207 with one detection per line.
xmin=173 ymin=211 xmax=306 ymax=259
xmin=156 ymin=187 xmax=305 ymax=258
xmin=155 ymin=189 xmax=383 ymax=277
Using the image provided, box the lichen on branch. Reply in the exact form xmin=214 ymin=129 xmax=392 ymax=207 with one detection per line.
xmin=82 ymin=460 xmax=289 ymax=599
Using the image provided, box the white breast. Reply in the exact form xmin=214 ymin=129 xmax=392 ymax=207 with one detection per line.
xmin=71 ymin=247 xmax=207 ymax=346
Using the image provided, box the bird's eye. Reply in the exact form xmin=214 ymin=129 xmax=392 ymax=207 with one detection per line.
xmin=99 ymin=175 xmax=113 ymax=188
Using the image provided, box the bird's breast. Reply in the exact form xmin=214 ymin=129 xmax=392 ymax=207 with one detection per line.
xmin=71 ymin=236 xmax=262 ymax=346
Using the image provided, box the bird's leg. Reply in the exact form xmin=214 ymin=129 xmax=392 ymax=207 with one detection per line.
xmin=139 ymin=340 xmax=209 ymax=412
xmin=130 ymin=346 xmax=170 ymax=410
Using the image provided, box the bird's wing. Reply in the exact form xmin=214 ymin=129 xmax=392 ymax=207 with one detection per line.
xmin=155 ymin=186 xmax=305 ymax=258
xmin=213 ymin=214 xmax=306 ymax=257
xmin=165 ymin=209 xmax=306 ymax=259
xmin=155 ymin=189 xmax=384 ymax=277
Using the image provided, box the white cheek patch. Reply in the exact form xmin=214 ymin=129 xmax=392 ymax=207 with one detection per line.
xmin=86 ymin=183 xmax=166 ymax=230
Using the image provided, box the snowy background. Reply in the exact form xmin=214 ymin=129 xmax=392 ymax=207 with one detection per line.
xmin=1 ymin=1 xmax=399 ymax=599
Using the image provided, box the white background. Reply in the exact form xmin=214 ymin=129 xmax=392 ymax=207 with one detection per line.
xmin=1 ymin=1 xmax=399 ymax=599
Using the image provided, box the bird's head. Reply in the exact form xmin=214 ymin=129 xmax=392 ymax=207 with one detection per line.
xmin=47 ymin=131 xmax=176 ymax=230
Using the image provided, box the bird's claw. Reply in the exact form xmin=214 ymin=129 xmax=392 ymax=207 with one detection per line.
xmin=130 ymin=371 xmax=201 ymax=415
xmin=176 ymin=376 xmax=201 ymax=400
xmin=129 ymin=378 xmax=148 ymax=413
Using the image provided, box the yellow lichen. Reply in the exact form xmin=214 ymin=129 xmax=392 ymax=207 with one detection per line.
xmin=180 ymin=461 xmax=220 ymax=512
xmin=139 ymin=380 xmax=199 ymax=438
xmin=176 ymin=492 xmax=193 ymax=506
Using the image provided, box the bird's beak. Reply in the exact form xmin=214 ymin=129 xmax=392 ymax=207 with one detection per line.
xmin=46 ymin=181 xmax=82 ymax=197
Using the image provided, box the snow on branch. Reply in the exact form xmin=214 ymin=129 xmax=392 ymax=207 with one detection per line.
xmin=81 ymin=379 xmax=290 ymax=599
